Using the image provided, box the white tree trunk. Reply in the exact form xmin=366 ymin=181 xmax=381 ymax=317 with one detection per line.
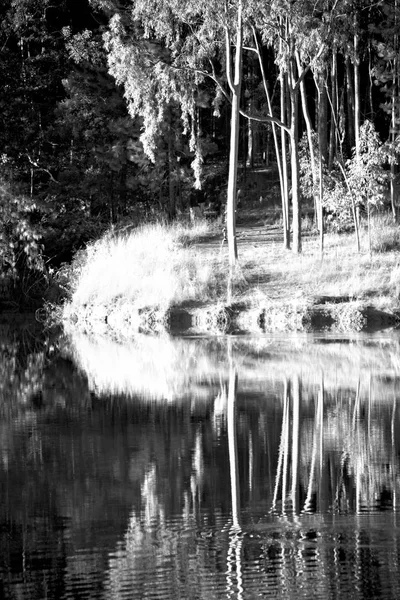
xmin=226 ymin=1 xmax=243 ymax=268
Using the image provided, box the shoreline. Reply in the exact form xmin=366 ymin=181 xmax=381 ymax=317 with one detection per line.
xmin=63 ymin=297 xmax=400 ymax=337
xmin=54 ymin=210 xmax=400 ymax=338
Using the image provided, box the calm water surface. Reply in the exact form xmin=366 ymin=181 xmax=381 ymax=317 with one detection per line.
xmin=1 ymin=322 xmax=400 ymax=599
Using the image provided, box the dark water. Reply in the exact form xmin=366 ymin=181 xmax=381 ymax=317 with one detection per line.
xmin=1 ymin=322 xmax=400 ymax=599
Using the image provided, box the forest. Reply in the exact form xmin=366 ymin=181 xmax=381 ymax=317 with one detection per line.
xmin=0 ymin=0 xmax=399 ymax=308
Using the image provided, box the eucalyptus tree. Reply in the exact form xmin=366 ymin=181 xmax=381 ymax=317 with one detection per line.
xmin=253 ymin=0 xmax=339 ymax=253
xmin=96 ymin=0 xmax=292 ymax=265
xmin=371 ymin=0 xmax=400 ymax=219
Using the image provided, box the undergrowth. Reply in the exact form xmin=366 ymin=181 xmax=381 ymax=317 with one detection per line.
xmin=62 ymin=220 xmax=228 ymax=318
xmin=61 ymin=211 xmax=400 ymax=323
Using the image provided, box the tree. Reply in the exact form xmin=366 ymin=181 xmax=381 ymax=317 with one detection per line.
xmin=98 ymin=0 xmax=294 ymax=264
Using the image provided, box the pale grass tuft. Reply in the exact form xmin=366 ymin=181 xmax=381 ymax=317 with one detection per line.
xmin=367 ymin=214 xmax=400 ymax=253
xmin=64 ymin=221 xmax=227 ymax=314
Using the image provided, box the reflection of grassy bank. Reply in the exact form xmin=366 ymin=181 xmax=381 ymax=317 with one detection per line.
xmin=66 ymin=329 xmax=400 ymax=403
xmin=61 ymin=215 xmax=400 ymax=334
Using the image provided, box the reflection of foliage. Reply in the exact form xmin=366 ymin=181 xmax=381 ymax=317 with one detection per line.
xmin=0 ymin=324 xmax=47 ymax=417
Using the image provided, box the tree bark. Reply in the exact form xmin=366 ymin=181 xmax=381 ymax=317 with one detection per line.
xmin=345 ymin=56 xmax=355 ymax=150
xmin=318 ymin=71 xmax=328 ymax=165
xmin=328 ymin=49 xmax=338 ymax=171
xmin=288 ymin=57 xmax=301 ymax=254
xmin=167 ymin=110 xmax=176 ymax=220
xmin=225 ymin=0 xmax=243 ymax=268
xmin=354 ymin=16 xmax=361 ymax=161
xmin=296 ymin=51 xmax=319 ymax=231
xmin=281 ymin=71 xmax=290 ymax=249
xmin=390 ymin=0 xmax=399 ymax=220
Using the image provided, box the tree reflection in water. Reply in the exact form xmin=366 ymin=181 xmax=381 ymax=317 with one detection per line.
xmin=1 ymin=328 xmax=400 ymax=598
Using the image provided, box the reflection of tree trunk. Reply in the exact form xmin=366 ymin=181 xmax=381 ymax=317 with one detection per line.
xmin=227 ymin=363 xmax=240 ymax=528
xmin=391 ymin=394 xmax=396 ymax=511
xmin=304 ymin=374 xmax=323 ymax=512
xmin=272 ymin=379 xmax=289 ymax=511
xmin=291 ymin=375 xmax=300 ymax=513
xmin=353 ymin=378 xmax=361 ymax=513
xmin=226 ymin=353 xmax=243 ymax=598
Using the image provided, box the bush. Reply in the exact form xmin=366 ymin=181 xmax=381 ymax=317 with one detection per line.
xmin=369 ymin=214 xmax=400 ymax=253
xmin=0 ymin=180 xmax=46 ymax=307
xmin=63 ymin=220 xmax=228 ymax=315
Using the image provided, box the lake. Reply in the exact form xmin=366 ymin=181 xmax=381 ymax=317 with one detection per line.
xmin=1 ymin=321 xmax=400 ymax=599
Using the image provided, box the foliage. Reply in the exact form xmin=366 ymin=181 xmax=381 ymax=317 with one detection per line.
xmin=300 ymin=121 xmax=390 ymax=232
xmin=368 ymin=213 xmax=400 ymax=253
xmin=346 ymin=120 xmax=389 ymax=210
xmin=0 ymin=180 xmax=44 ymax=280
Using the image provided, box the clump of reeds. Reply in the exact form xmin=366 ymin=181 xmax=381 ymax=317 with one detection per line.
xmin=62 ymin=220 xmax=228 ymax=318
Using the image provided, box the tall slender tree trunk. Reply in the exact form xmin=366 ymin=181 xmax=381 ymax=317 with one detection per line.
xmin=318 ymin=71 xmax=328 ymax=165
xmin=314 ymin=77 xmax=325 ymax=258
xmin=354 ymin=16 xmax=361 ymax=229
xmin=167 ymin=111 xmax=176 ymax=220
xmin=368 ymin=42 xmax=375 ymax=120
xmin=281 ymin=70 xmax=290 ymax=249
xmin=354 ymin=18 xmax=361 ymax=160
xmin=288 ymin=57 xmax=301 ymax=254
xmin=247 ymin=116 xmax=254 ymax=167
xmin=345 ymin=56 xmax=355 ymax=150
xmin=226 ymin=1 xmax=243 ymax=268
xmin=328 ymin=49 xmax=338 ymax=171
xmin=297 ymin=52 xmax=319 ymax=232
xmin=391 ymin=0 xmax=399 ymax=220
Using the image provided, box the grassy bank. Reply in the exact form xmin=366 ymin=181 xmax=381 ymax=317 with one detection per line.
xmin=61 ymin=212 xmax=400 ymax=333
xmin=61 ymin=220 xmax=227 ymax=320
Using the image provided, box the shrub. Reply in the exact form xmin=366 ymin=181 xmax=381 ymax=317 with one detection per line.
xmin=63 ymin=220 xmax=228 ymax=314
xmin=369 ymin=214 xmax=400 ymax=253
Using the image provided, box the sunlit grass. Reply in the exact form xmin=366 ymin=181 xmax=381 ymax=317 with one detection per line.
xmin=62 ymin=212 xmax=400 ymax=320
xmin=232 ymin=216 xmax=400 ymax=311
xmin=64 ymin=220 xmax=228 ymax=315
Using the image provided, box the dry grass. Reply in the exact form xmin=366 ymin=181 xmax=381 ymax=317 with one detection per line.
xmin=227 ymin=217 xmax=400 ymax=311
xmin=62 ymin=212 xmax=400 ymax=320
xmin=63 ymin=220 xmax=228 ymax=317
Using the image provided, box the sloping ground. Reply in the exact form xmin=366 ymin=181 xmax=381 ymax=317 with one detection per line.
xmin=67 ymin=201 xmax=400 ymax=338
